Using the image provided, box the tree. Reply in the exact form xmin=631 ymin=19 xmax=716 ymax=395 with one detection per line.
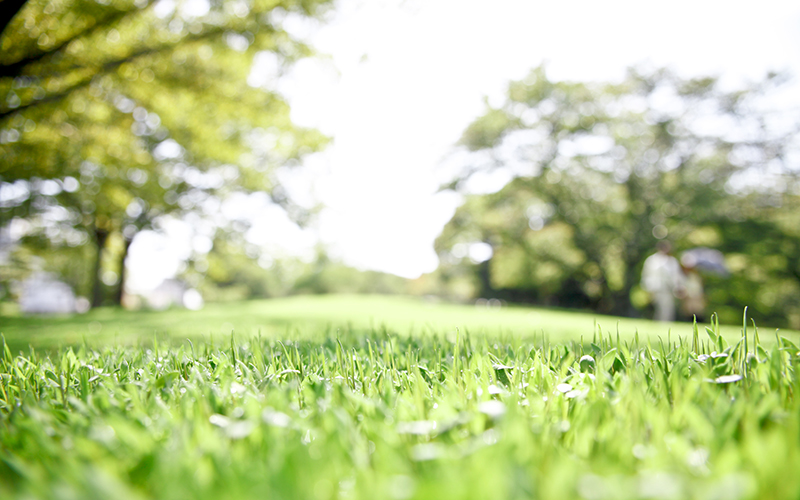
xmin=181 ymin=241 xmax=411 ymax=302
xmin=437 ymin=66 xmax=800 ymax=324
xmin=0 ymin=0 xmax=331 ymax=307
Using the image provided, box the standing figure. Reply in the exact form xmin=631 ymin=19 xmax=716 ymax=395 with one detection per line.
xmin=641 ymin=241 xmax=685 ymax=322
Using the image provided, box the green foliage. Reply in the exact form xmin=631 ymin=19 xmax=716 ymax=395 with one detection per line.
xmin=459 ymin=106 xmax=512 ymax=150
xmin=291 ymin=253 xmax=410 ymax=296
xmin=438 ymin=65 xmax=800 ymax=326
xmin=1 ymin=317 xmax=799 ymax=499
xmin=0 ymin=0 xmax=332 ymax=307
xmin=184 ymin=232 xmax=286 ymax=302
xmin=1 ymin=239 xmax=95 ymax=298
xmin=183 ymin=243 xmax=412 ymax=302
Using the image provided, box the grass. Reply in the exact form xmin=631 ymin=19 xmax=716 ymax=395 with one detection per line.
xmin=1 ymin=296 xmax=800 ymax=499
xmin=1 ymin=294 xmax=795 ymax=351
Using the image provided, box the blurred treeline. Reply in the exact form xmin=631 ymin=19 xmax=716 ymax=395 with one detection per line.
xmin=1 ymin=233 xmax=413 ymax=308
xmin=180 ymin=241 xmax=412 ymax=303
xmin=433 ymin=67 xmax=800 ymax=328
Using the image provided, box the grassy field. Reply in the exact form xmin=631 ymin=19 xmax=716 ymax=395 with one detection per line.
xmin=1 ymin=295 xmax=800 ymax=499
xmin=1 ymin=294 xmax=795 ymax=351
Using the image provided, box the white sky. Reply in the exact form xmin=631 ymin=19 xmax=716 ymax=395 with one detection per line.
xmin=127 ymin=0 xmax=800 ymax=290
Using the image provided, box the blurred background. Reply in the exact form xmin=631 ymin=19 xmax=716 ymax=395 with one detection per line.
xmin=1 ymin=0 xmax=799 ymax=327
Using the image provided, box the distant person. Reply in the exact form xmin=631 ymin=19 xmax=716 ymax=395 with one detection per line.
xmin=641 ymin=241 xmax=685 ymax=322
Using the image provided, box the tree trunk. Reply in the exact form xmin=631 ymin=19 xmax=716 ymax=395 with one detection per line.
xmin=91 ymin=228 xmax=109 ymax=309
xmin=113 ymin=235 xmax=134 ymax=306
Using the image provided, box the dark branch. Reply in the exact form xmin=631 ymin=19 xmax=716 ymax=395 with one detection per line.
xmin=0 ymin=75 xmax=93 ymax=120
xmin=0 ymin=0 xmax=28 ymax=38
xmin=0 ymin=1 xmax=158 ymax=79
xmin=0 ymin=26 xmax=228 ymax=121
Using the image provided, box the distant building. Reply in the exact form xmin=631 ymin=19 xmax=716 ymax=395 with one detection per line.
xmin=19 ymin=272 xmax=76 ymax=314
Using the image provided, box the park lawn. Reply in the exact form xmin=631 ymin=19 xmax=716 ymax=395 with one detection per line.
xmin=2 ymin=294 xmax=800 ymax=499
xmin=1 ymin=294 xmax=795 ymax=351
xmin=1 ymin=313 xmax=799 ymax=500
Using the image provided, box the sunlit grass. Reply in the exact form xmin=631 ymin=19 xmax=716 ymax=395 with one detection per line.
xmin=1 ymin=313 xmax=799 ymax=499
xmin=2 ymin=294 xmax=794 ymax=352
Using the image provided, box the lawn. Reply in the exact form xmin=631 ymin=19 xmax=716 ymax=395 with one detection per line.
xmin=1 ymin=295 xmax=799 ymax=499
xmin=1 ymin=294 xmax=794 ymax=351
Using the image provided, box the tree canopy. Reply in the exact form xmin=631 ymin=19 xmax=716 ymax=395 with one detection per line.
xmin=0 ymin=0 xmax=331 ymax=306
xmin=437 ymin=66 xmax=800 ymax=327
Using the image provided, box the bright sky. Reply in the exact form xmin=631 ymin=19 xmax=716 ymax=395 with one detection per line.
xmin=127 ymin=0 xmax=800 ymax=290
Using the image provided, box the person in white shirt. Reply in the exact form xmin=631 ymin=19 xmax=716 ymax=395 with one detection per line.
xmin=641 ymin=241 xmax=685 ymax=322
